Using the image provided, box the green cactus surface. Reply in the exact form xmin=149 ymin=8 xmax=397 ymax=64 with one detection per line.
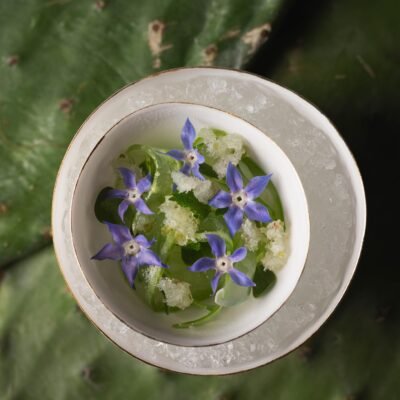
xmin=0 ymin=0 xmax=286 ymax=267
xmin=1 ymin=0 xmax=399 ymax=398
xmin=0 ymin=247 xmax=399 ymax=399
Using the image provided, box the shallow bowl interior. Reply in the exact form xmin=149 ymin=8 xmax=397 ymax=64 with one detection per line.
xmin=71 ymin=102 xmax=309 ymax=347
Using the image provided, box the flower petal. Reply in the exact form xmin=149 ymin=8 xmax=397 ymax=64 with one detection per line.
xmin=209 ymin=190 xmax=232 ymax=209
xmin=180 ymin=163 xmax=191 ymax=176
xmin=121 ymin=256 xmax=139 ymax=287
xmin=226 ymin=162 xmax=243 ymax=192
xmin=195 ymin=150 xmax=205 ymax=164
xmin=137 ymin=174 xmax=152 ymax=194
xmin=167 ymin=149 xmax=185 ymax=161
xmin=118 ymin=199 xmax=130 ymax=222
xmin=134 ymin=234 xmax=154 ymax=249
xmin=137 ymin=248 xmax=163 ymax=267
xmin=91 ymin=243 xmax=122 ymax=260
xmin=223 ymin=206 xmax=244 ymax=236
xmin=134 ymin=198 xmax=153 ymax=215
xmin=188 ymin=257 xmax=216 ymax=272
xmin=104 ymin=221 xmax=132 ymax=245
xmin=245 ymin=174 xmax=272 ymax=200
xmin=206 ymin=234 xmax=226 ymax=258
xmin=228 ymin=268 xmax=255 ymax=287
xmin=244 ymin=201 xmax=272 ymax=223
xmin=106 ymin=189 xmax=128 ymax=199
xmin=211 ymin=271 xmax=223 ymax=294
xmin=118 ymin=167 xmax=136 ymax=189
xmin=229 ymin=247 xmax=247 ymax=263
xmin=181 ymin=118 xmax=196 ymax=150
xmin=191 ymin=163 xmax=205 ymax=180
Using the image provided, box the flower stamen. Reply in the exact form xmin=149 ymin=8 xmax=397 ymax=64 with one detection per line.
xmin=123 ymin=240 xmax=141 ymax=256
xmin=185 ymin=150 xmax=198 ymax=166
xmin=127 ymin=188 xmax=141 ymax=202
xmin=232 ymin=190 xmax=248 ymax=208
xmin=216 ymin=256 xmax=233 ymax=273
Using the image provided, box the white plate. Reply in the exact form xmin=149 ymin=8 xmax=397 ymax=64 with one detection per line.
xmin=52 ymin=67 xmax=366 ymax=375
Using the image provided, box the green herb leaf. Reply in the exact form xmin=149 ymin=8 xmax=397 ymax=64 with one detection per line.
xmin=193 ymin=137 xmax=204 ymax=147
xmin=252 ymin=266 xmax=277 ymax=298
xmin=171 ymin=191 xmax=211 ymax=219
xmin=164 ymin=247 xmax=213 ymax=302
xmin=212 ymin=128 xmax=227 ymax=138
xmin=136 ymin=267 xmax=167 ymax=313
xmin=199 ymin=163 xmax=218 ymax=178
xmin=94 ymin=187 xmax=135 ymax=226
xmin=181 ymin=242 xmax=212 ymax=265
xmin=173 ymin=305 xmax=221 ymax=329
xmin=215 ymin=207 xmax=228 ymax=216
xmin=214 ymin=252 xmax=257 ymax=307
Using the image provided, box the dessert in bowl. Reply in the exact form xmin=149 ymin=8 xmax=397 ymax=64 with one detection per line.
xmin=70 ymin=102 xmax=309 ymax=347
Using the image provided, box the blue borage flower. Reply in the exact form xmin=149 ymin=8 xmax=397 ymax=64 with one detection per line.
xmin=209 ymin=162 xmax=272 ymax=236
xmin=107 ymin=167 xmax=153 ymax=222
xmin=188 ymin=234 xmax=255 ymax=294
xmin=92 ymin=222 xmax=167 ymax=287
xmin=166 ymin=118 xmax=205 ymax=180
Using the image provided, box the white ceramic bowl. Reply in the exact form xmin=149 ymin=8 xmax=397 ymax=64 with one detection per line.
xmin=70 ymin=102 xmax=309 ymax=347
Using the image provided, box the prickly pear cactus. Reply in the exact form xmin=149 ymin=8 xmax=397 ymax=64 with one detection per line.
xmin=1 ymin=248 xmax=399 ymax=399
xmin=0 ymin=0 xmax=285 ymax=267
xmin=1 ymin=0 xmax=399 ymax=398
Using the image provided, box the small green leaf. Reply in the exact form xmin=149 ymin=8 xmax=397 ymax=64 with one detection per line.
xmin=173 ymin=305 xmax=221 ymax=329
xmin=198 ymin=211 xmax=229 ymax=234
xmin=164 ymin=246 xmax=213 ymax=302
xmin=181 ymin=242 xmax=212 ymax=265
xmin=212 ymin=129 xmax=227 ymax=138
xmin=183 ymin=241 xmax=201 ymax=251
xmin=136 ymin=267 xmax=167 ymax=313
xmin=252 ymin=266 xmax=277 ymax=298
xmin=214 ymin=252 xmax=257 ymax=307
xmin=94 ymin=187 xmax=135 ymax=226
xmin=171 ymin=191 xmax=211 ymax=219
xmin=193 ymin=137 xmax=204 ymax=147
xmin=199 ymin=163 xmax=218 ymax=178
xmin=215 ymin=207 xmax=228 ymax=216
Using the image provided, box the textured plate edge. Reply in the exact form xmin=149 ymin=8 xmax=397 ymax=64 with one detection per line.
xmin=52 ymin=67 xmax=367 ymax=375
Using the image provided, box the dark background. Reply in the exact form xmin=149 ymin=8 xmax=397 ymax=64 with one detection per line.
xmin=0 ymin=0 xmax=399 ymax=398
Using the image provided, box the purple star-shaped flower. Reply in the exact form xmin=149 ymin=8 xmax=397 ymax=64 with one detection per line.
xmin=107 ymin=167 xmax=153 ymax=222
xmin=166 ymin=118 xmax=205 ymax=180
xmin=188 ymin=234 xmax=255 ymax=294
xmin=92 ymin=222 xmax=167 ymax=287
xmin=209 ymin=162 xmax=272 ymax=236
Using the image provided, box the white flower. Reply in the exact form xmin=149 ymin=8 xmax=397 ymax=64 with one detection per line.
xmin=199 ymin=128 xmax=245 ymax=178
xmin=159 ymin=198 xmax=198 ymax=246
xmin=158 ymin=278 xmax=193 ymax=310
xmin=171 ymin=171 xmax=216 ymax=204
xmin=240 ymin=219 xmax=263 ymax=251
xmin=260 ymin=220 xmax=288 ymax=273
